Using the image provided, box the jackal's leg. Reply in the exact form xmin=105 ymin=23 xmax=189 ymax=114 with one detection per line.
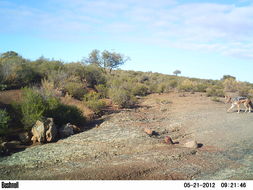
xmin=237 ymin=104 xmax=240 ymax=113
xmin=244 ymin=102 xmax=248 ymax=112
xmin=227 ymin=104 xmax=235 ymax=112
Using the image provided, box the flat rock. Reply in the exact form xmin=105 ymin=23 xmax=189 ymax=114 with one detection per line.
xmin=164 ymin=136 xmax=174 ymax=144
xmin=183 ymin=140 xmax=198 ymax=149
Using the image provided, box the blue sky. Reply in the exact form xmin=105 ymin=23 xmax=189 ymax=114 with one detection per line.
xmin=1 ymin=0 xmax=253 ymax=82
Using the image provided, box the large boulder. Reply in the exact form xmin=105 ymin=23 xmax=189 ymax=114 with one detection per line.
xmin=45 ymin=118 xmax=57 ymax=142
xmin=1 ymin=141 xmax=24 ymax=155
xmin=31 ymin=120 xmax=46 ymax=143
xmin=1 ymin=141 xmax=21 ymax=149
xmin=183 ymin=140 xmax=198 ymax=149
xmin=18 ymin=132 xmax=31 ymax=144
xmin=59 ymin=123 xmax=75 ymax=138
xmin=31 ymin=118 xmax=57 ymax=144
xmin=164 ymin=136 xmax=174 ymax=145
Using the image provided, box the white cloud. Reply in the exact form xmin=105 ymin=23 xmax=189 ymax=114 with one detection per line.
xmin=1 ymin=0 xmax=253 ymax=59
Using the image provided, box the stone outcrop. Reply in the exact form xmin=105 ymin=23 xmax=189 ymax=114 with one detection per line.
xmin=45 ymin=118 xmax=57 ymax=142
xmin=183 ymin=140 xmax=198 ymax=149
xmin=164 ymin=136 xmax=174 ymax=144
xmin=58 ymin=123 xmax=75 ymax=138
xmin=144 ymin=128 xmax=154 ymax=137
xmin=31 ymin=118 xmax=57 ymax=144
xmin=18 ymin=132 xmax=31 ymax=144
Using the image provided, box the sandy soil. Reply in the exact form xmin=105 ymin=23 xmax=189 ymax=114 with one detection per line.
xmin=1 ymin=92 xmax=253 ymax=180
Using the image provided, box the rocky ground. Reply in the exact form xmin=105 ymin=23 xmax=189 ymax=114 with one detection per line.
xmin=1 ymin=92 xmax=253 ymax=180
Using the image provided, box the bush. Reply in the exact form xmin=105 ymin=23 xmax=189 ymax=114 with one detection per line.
xmin=19 ymin=87 xmax=86 ymax=129
xmin=83 ymin=92 xmax=106 ymax=114
xmin=0 ymin=52 xmax=42 ymax=89
xmin=20 ymin=88 xmax=47 ymax=130
xmin=156 ymin=83 xmax=167 ymax=93
xmin=83 ymin=65 xmax=106 ymax=87
xmin=178 ymin=79 xmax=196 ymax=92
xmin=95 ymin=84 xmax=108 ymax=98
xmin=167 ymin=79 xmax=178 ymax=89
xmin=194 ymin=83 xmax=208 ymax=92
xmin=223 ymin=78 xmax=238 ymax=92
xmin=45 ymin=104 xmax=85 ymax=127
xmin=108 ymin=88 xmax=137 ymax=108
xmin=63 ymin=81 xmax=87 ymax=100
xmin=237 ymin=82 xmax=250 ymax=97
xmin=132 ymin=83 xmax=149 ymax=96
xmin=0 ymin=109 xmax=10 ymax=136
xmin=206 ymin=86 xmax=225 ymax=97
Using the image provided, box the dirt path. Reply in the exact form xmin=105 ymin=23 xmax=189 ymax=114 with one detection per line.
xmin=1 ymin=92 xmax=253 ymax=180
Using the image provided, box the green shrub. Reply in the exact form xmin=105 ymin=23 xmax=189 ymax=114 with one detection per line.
xmin=178 ymin=79 xmax=196 ymax=92
xmin=108 ymin=88 xmax=137 ymax=108
xmin=237 ymin=82 xmax=250 ymax=97
xmin=95 ymin=84 xmax=108 ymax=98
xmin=0 ymin=109 xmax=10 ymax=136
xmin=63 ymin=81 xmax=87 ymax=100
xmin=83 ymin=92 xmax=106 ymax=114
xmin=83 ymin=65 xmax=106 ymax=87
xmin=223 ymin=78 xmax=238 ymax=92
xmin=206 ymin=86 xmax=225 ymax=97
xmin=194 ymin=83 xmax=208 ymax=92
xmin=248 ymin=89 xmax=253 ymax=98
xmin=157 ymin=83 xmax=166 ymax=93
xmin=132 ymin=83 xmax=149 ymax=96
xmin=19 ymin=88 xmax=85 ymax=130
xmin=45 ymin=104 xmax=85 ymax=127
xmin=20 ymin=88 xmax=47 ymax=130
xmin=167 ymin=79 xmax=178 ymax=89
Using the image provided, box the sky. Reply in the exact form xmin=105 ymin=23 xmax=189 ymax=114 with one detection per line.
xmin=0 ymin=0 xmax=253 ymax=82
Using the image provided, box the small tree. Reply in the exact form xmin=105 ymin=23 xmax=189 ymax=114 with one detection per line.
xmin=221 ymin=75 xmax=236 ymax=81
xmin=85 ymin=49 xmax=129 ymax=73
xmin=173 ymin=70 xmax=181 ymax=76
xmin=85 ymin=49 xmax=101 ymax=66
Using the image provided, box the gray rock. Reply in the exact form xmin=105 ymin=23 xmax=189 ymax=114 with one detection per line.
xmin=1 ymin=141 xmax=21 ymax=149
xmin=45 ymin=118 xmax=57 ymax=142
xmin=31 ymin=120 xmax=46 ymax=143
xmin=18 ymin=132 xmax=31 ymax=144
xmin=59 ymin=123 xmax=74 ymax=138
xmin=183 ymin=140 xmax=198 ymax=149
xmin=164 ymin=136 xmax=174 ymax=144
xmin=31 ymin=118 xmax=57 ymax=143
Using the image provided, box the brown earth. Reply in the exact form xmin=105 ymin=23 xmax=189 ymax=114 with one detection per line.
xmin=1 ymin=92 xmax=253 ymax=180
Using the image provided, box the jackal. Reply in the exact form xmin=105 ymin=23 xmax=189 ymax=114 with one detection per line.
xmin=225 ymin=95 xmax=253 ymax=113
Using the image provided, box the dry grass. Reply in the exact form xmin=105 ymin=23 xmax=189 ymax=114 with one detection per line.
xmin=0 ymin=90 xmax=22 ymax=104
xmin=60 ymin=94 xmax=94 ymax=120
